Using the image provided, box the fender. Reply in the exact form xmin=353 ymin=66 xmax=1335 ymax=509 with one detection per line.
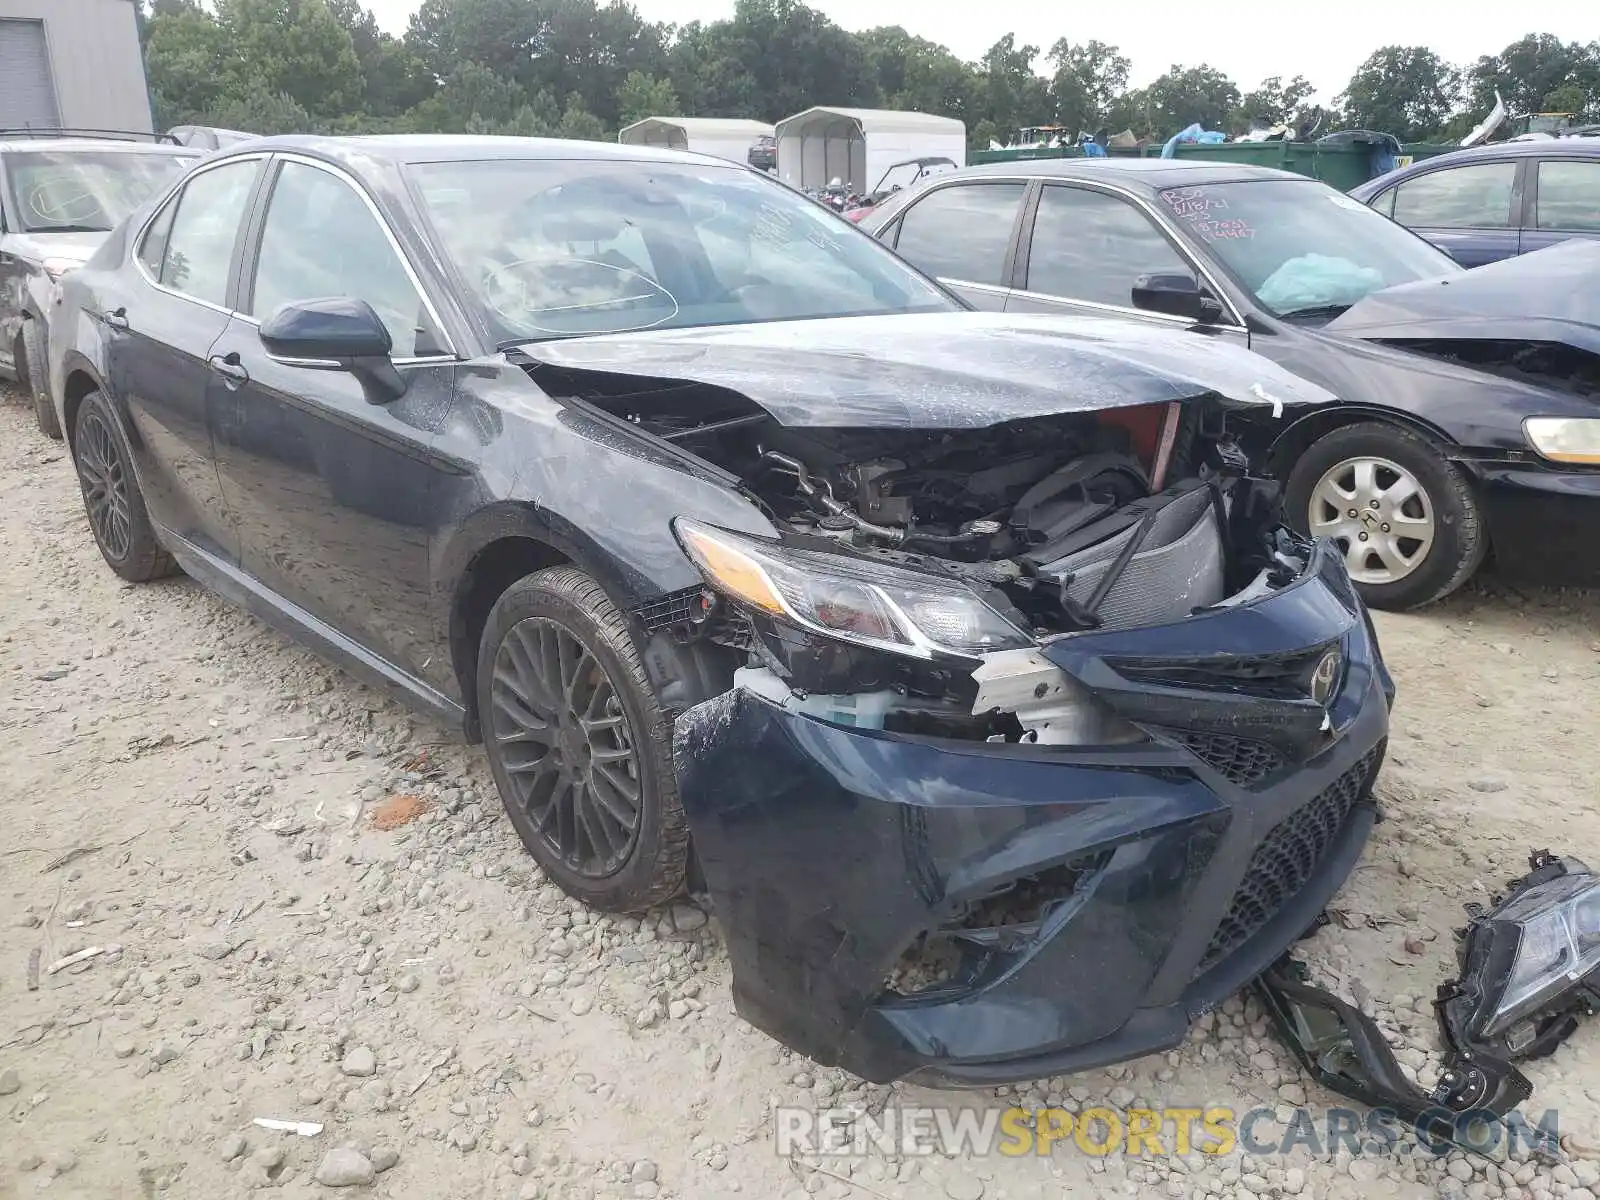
xmin=1265 ymin=402 xmax=1465 ymax=478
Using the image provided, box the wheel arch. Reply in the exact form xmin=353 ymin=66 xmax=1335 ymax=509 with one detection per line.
xmin=441 ymin=502 xmax=651 ymax=744
xmin=1264 ymin=404 xmax=1461 ymax=481
xmin=59 ymin=355 xmax=108 ymax=455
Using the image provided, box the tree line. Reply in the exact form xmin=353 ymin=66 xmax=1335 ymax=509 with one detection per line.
xmin=140 ymin=0 xmax=1600 ymax=148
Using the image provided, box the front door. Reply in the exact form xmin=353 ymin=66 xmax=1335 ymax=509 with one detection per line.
xmin=1002 ymin=182 xmax=1251 ymax=353
xmin=208 ymin=156 xmax=457 ymax=682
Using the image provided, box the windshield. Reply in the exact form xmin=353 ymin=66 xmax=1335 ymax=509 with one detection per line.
xmin=1157 ymin=179 xmax=1462 ymax=317
xmin=409 ymin=158 xmax=957 ymax=343
xmin=6 ymin=150 xmax=196 ymax=233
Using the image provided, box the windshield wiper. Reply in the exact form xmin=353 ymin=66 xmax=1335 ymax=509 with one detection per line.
xmin=26 ymin=224 xmax=110 ymax=234
xmin=1277 ymin=303 xmax=1353 ymax=321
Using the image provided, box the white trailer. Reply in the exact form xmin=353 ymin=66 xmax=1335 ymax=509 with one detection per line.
xmin=617 ymin=117 xmax=774 ymax=166
xmin=774 ymin=106 xmax=966 ymax=192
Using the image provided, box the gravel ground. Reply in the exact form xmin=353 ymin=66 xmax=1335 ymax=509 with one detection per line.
xmin=3 ymin=384 xmax=1599 ymax=1200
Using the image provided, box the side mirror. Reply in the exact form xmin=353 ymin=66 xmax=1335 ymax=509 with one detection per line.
xmin=1131 ymin=272 xmax=1225 ymax=323
xmin=259 ymin=297 xmax=406 ymax=402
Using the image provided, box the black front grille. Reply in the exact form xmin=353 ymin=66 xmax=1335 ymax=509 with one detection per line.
xmin=1197 ymin=742 xmax=1385 ymax=974
xmin=1162 ymin=730 xmax=1286 ymax=788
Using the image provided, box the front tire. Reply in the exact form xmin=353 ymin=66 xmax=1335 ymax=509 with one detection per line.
xmin=476 ymin=567 xmax=687 ymax=912
xmin=72 ymin=390 xmax=177 ymax=582
xmin=1285 ymin=422 xmax=1484 ymax=610
xmin=19 ymin=321 xmax=62 ymax=439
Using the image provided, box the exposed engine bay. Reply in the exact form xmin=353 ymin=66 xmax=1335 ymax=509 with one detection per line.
xmin=533 ymin=363 xmax=1303 ymax=653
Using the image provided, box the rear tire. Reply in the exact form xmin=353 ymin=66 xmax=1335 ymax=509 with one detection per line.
xmin=20 ymin=321 xmax=62 ymax=440
xmin=72 ymin=390 xmax=177 ymax=582
xmin=476 ymin=566 xmax=687 ymax=912
xmin=1285 ymin=422 xmax=1484 ymax=610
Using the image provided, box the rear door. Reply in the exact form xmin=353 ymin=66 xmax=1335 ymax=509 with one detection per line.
xmin=1003 ymin=181 xmax=1251 ymax=351
xmin=206 ymin=154 xmax=456 ymax=683
xmin=1520 ymin=157 xmax=1600 ymax=255
xmin=877 ymin=179 xmax=1028 ymax=310
xmin=1386 ymin=159 xmax=1522 ymax=266
xmin=108 ymin=154 xmax=266 ymax=560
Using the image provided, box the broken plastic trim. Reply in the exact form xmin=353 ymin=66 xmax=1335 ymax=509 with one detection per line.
xmin=1252 ymin=958 xmax=1546 ymax=1161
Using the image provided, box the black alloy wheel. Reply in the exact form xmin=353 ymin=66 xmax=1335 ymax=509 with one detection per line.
xmin=77 ymin=406 xmax=133 ymax=562
xmin=490 ymin=616 xmax=642 ymax=878
xmin=477 ymin=566 xmax=688 ymax=911
xmin=71 ymin=390 xmax=177 ymax=582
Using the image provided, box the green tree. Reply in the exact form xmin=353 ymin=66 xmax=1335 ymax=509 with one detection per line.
xmin=554 ymin=93 xmax=608 ymax=140
xmin=210 ymin=0 xmax=364 ymax=120
xmin=978 ymin=34 xmax=1049 ymax=138
xmin=858 ymin=27 xmax=980 ymax=124
xmin=1338 ymin=46 xmax=1462 ymax=140
xmin=143 ymin=2 xmax=230 ymax=122
xmin=1466 ymin=34 xmax=1600 ymax=123
xmin=1236 ymin=74 xmax=1316 ymax=128
xmin=667 ymin=21 xmax=761 ymax=118
xmin=326 ymin=0 xmax=436 ymax=118
xmin=1145 ymin=64 xmax=1240 ymax=136
xmin=407 ymin=62 xmax=525 ymax=132
xmin=1045 ymin=40 xmax=1130 ymax=136
xmin=616 ymin=71 xmax=679 ymax=127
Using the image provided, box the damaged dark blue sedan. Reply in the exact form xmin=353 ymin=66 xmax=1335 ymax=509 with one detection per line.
xmin=48 ymin=135 xmax=1392 ymax=1086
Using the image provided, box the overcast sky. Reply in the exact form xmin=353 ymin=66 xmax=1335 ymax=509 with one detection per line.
xmin=360 ymin=0 xmax=1590 ymax=102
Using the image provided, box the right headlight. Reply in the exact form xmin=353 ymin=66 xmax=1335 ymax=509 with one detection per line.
xmin=673 ymin=518 xmax=1032 ymax=660
xmin=1524 ymin=417 xmax=1600 ymax=465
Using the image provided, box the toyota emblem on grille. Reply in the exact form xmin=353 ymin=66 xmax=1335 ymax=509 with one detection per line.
xmin=1310 ymin=649 xmax=1341 ymax=707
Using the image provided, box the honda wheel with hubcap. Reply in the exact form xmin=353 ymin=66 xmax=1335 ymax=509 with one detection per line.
xmin=1286 ymin=421 xmax=1484 ymax=610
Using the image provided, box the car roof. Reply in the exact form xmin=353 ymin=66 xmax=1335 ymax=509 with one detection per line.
xmin=0 ymin=138 xmax=200 ymax=155
xmin=1347 ymin=136 xmax=1600 ymax=199
xmin=1405 ymin=139 xmax=1600 ymax=166
xmin=207 ymin=133 xmax=746 ymax=172
xmin=922 ymin=158 xmax=1319 ymax=191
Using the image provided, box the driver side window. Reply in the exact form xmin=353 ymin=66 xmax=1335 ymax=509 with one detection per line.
xmin=248 ymin=161 xmax=442 ymax=358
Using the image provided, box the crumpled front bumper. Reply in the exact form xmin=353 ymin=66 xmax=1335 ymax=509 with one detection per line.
xmin=674 ymin=542 xmax=1394 ymax=1086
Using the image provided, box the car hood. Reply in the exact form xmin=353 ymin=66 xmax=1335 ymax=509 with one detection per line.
xmin=515 ymin=310 xmax=1336 ymax=429
xmin=0 ymin=229 xmax=105 ymax=264
xmin=1326 ymin=240 xmax=1600 ymax=355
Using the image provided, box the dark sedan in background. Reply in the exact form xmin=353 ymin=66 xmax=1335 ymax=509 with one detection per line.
xmin=1350 ymin=138 xmax=1600 ymax=267
xmin=0 ymin=135 xmax=198 ymax=436
xmin=48 ymin=134 xmax=1390 ymax=1086
xmin=862 ymin=159 xmax=1600 ymax=609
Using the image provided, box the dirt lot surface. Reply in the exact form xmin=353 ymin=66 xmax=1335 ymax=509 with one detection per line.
xmin=3 ymin=386 xmax=1599 ymax=1200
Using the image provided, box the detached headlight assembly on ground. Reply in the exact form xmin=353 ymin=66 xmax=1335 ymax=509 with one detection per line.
xmin=673 ymin=518 xmax=1032 ymax=659
xmin=1439 ymin=851 xmax=1600 ymax=1062
xmin=1524 ymin=417 xmax=1600 ymax=465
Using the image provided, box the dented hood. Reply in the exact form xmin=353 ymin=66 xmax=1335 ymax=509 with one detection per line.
xmin=1327 ymin=240 xmax=1600 ymax=355
xmin=515 ymin=310 xmax=1336 ymax=428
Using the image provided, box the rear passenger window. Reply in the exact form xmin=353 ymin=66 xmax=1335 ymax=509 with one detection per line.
xmin=1391 ymin=162 xmax=1516 ymax=229
xmin=892 ymin=183 xmax=1026 ymax=287
xmin=137 ymin=195 xmax=178 ymax=278
xmin=155 ymin=160 xmax=260 ymax=306
xmin=1536 ymin=161 xmax=1600 ymax=231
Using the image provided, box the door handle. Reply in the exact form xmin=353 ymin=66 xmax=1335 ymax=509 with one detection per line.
xmin=208 ymin=352 xmax=249 ymax=388
xmin=102 ymin=307 xmax=129 ymax=330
